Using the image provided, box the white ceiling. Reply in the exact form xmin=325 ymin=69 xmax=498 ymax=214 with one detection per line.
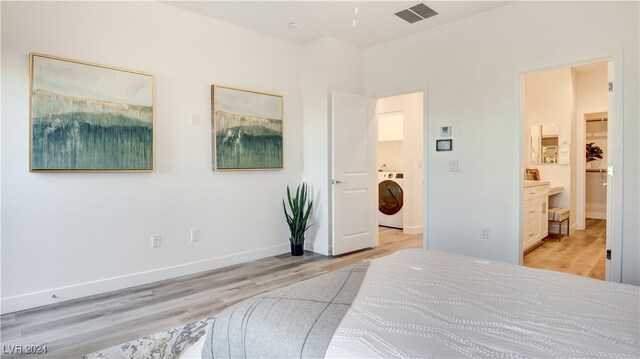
xmin=166 ymin=1 xmax=512 ymax=49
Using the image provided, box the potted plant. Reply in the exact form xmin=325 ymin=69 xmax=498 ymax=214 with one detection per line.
xmin=586 ymin=142 xmax=603 ymax=168
xmin=283 ymin=183 xmax=313 ymax=256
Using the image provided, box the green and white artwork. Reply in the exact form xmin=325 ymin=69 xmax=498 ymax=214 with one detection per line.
xmin=30 ymin=53 xmax=154 ymax=171
xmin=212 ymin=85 xmax=283 ymax=170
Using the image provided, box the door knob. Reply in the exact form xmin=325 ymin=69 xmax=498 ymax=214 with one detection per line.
xmin=332 ymin=179 xmax=343 ymax=184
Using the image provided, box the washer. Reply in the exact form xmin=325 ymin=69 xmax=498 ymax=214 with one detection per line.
xmin=378 ymin=172 xmax=404 ymax=229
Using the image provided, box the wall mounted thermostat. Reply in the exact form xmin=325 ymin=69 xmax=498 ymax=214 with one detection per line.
xmin=436 ymin=139 xmax=453 ymax=151
xmin=440 ymin=125 xmax=452 ymax=137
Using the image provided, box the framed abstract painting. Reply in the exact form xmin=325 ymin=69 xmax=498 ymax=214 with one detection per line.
xmin=29 ymin=53 xmax=155 ymax=172
xmin=211 ymin=85 xmax=283 ymax=171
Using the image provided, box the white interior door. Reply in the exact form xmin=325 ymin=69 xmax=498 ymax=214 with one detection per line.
xmin=331 ymin=90 xmax=377 ymax=256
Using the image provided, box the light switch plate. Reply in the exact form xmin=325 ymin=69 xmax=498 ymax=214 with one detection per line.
xmin=190 ymin=113 xmax=200 ymax=127
xmin=449 ymin=160 xmax=461 ymax=172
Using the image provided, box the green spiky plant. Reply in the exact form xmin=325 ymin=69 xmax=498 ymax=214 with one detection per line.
xmin=283 ymin=183 xmax=313 ymax=246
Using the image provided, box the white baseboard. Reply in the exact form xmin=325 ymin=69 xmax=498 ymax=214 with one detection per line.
xmin=1 ymin=242 xmax=290 ymax=314
xmin=403 ymin=225 xmax=424 ymax=235
xmin=585 ymin=212 xmax=606 ymax=220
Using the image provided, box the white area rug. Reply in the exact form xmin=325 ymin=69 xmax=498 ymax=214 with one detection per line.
xmin=85 ymin=317 xmax=214 ymax=359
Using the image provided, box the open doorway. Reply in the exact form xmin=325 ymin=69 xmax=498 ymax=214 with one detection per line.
xmin=329 ymin=90 xmax=424 ymax=256
xmin=521 ymin=60 xmax=611 ymax=280
xmin=376 ymin=92 xmax=424 ymax=238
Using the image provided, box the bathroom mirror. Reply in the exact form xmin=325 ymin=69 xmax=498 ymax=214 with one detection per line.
xmin=530 ymin=124 xmax=559 ymax=164
xmin=530 ymin=126 xmax=540 ymax=164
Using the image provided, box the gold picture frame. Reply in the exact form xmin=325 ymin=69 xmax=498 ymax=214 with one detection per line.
xmin=211 ymin=85 xmax=284 ymax=171
xmin=29 ymin=53 xmax=155 ymax=172
xmin=525 ymin=168 xmax=540 ymax=181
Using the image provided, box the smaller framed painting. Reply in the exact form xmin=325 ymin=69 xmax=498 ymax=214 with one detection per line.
xmin=212 ymin=85 xmax=283 ymax=171
xmin=525 ymin=168 xmax=541 ymax=181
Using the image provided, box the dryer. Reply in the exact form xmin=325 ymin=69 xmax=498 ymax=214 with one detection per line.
xmin=378 ymin=172 xmax=404 ymax=229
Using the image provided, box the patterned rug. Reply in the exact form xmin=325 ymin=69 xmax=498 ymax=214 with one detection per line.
xmin=85 ymin=317 xmax=214 ymax=359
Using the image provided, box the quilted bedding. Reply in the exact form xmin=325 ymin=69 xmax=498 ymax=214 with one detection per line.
xmin=191 ymin=249 xmax=639 ymax=358
xmin=325 ymin=249 xmax=640 ymax=358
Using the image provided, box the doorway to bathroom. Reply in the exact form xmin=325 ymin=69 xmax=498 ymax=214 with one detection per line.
xmin=520 ymin=59 xmax=616 ymax=281
xmin=376 ymin=92 xmax=424 ymax=237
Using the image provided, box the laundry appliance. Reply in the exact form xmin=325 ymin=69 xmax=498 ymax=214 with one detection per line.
xmin=378 ymin=172 xmax=404 ymax=229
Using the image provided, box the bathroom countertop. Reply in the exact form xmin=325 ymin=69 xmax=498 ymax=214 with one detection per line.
xmin=548 ymin=185 xmax=564 ymax=196
xmin=523 ymin=180 xmax=550 ymax=188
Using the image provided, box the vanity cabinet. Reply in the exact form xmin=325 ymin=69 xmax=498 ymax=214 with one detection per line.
xmin=523 ymin=181 xmax=549 ymax=251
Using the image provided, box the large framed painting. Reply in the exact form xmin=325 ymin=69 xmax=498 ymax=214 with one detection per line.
xmin=212 ymin=85 xmax=283 ymax=171
xmin=29 ymin=53 xmax=155 ymax=172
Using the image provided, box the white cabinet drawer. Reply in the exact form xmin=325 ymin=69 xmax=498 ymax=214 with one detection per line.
xmin=524 ymin=184 xmax=549 ymax=199
xmin=523 ymin=189 xmax=547 ymax=251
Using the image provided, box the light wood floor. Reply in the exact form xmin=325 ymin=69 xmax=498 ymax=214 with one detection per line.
xmin=0 ymin=227 xmax=421 ymax=358
xmin=524 ymin=218 xmax=606 ymax=280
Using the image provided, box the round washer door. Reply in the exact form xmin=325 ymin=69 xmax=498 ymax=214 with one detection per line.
xmin=379 ymin=180 xmax=404 ymax=215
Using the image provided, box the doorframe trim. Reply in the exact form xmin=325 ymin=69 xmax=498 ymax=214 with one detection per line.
xmin=516 ymin=49 xmax=623 ymax=282
xmin=576 ymin=106 xmax=609 ymax=231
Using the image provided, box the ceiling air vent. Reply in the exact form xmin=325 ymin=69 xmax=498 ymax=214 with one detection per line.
xmin=395 ymin=9 xmax=423 ymax=24
xmin=395 ymin=3 xmax=438 ymax=24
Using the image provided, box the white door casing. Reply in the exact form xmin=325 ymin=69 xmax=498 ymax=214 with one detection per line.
xmin=605 ymin=60 xmax=614 ymax=281
xmin=331 ymin=90 xmax=377 ymax=256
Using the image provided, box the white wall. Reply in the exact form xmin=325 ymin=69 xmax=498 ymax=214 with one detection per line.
xmin=1 ymin=1 xmax=304 ymax=312
xmin=378 ymin=141 xmax=403 ymax=172
xmin=524 ymin=68 xmax=573 ymax=218
xmin=377 ymin=93 xmax=424 ymax=234
xmin=301 ymin=36 xmax=363 ymax=255
xmin=363 ymin=1 xmax=639 ymax=285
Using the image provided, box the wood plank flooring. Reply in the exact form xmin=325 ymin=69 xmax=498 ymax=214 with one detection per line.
xmin=1 ymin=227 xmax=421 ymax=358
xmin=524 ymin=218 xmax=606 ymax=280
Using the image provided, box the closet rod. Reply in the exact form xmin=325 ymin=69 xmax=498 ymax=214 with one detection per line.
xmin=586 ymin=118 xmax=608 ymax=123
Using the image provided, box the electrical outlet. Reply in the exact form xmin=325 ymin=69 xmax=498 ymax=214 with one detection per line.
xmin=191 ymin=229 xmax=200 ymax=242
xmin=480 ymin=227 xmax=489 ymax=239
xmin=151 ymin=234 xmax=161 ymax=248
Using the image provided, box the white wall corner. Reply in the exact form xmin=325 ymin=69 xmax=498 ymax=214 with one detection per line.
xmin=305 ymin=237 xmax=329 ymax=256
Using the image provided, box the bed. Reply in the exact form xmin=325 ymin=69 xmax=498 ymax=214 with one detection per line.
xmin=185 ymin=249 xmax=640 ymax=358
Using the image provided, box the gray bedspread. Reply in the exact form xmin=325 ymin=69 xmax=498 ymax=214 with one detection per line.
xmin=201 ymin=261 xmax=370 ymax=359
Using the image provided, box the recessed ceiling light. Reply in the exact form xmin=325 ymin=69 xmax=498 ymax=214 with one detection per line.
xmin=288 ymin=21 xmax=301 ymax=29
